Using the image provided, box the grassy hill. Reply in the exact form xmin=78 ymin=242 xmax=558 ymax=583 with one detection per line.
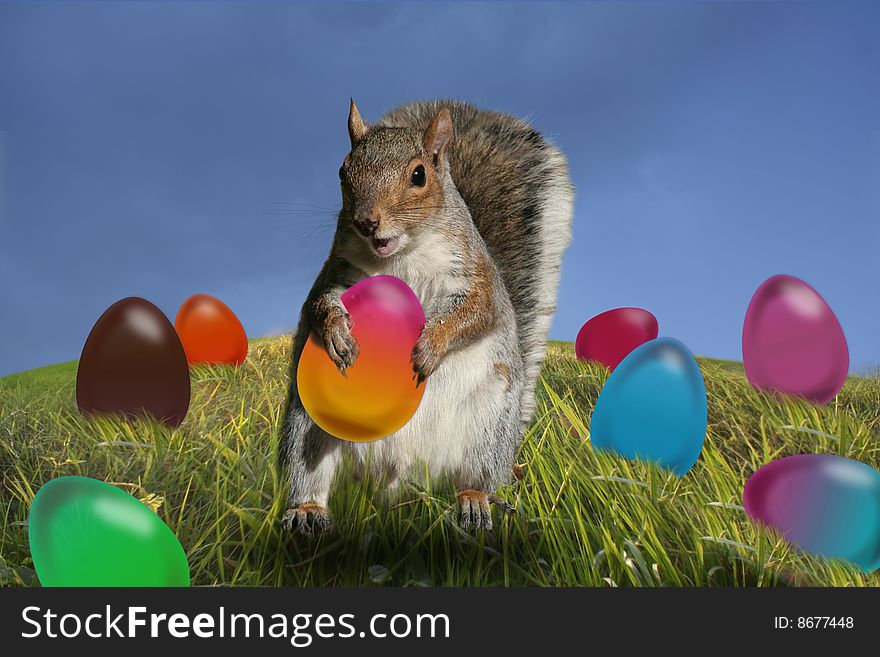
xmin=1 ymin=338 xmax=879 ymax=587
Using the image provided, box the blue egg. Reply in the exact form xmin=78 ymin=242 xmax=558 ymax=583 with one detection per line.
xmin=590 ymin=338 xmax=707 ymax=475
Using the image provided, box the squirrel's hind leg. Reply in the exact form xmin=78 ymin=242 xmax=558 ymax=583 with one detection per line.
xmin=280 ymin=405 xmax=342 ymax=535
xmin=455 ymin=373 xmax=523 ymax=531
xmin=456 ymin=490 xmax=517 ymax=531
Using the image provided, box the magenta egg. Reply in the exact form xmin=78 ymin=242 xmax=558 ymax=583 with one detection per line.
xmin=742 ymin=275 xmax=848 ymax=404
xmin=575 ymin=308 xmax=658 ymax=371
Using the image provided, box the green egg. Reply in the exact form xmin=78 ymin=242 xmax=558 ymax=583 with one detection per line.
xmin=28 ymin=476 xmax=190 ymax=587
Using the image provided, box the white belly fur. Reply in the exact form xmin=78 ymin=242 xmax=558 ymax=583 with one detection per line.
xmin=347 ymin=333 xmax=503 ymax=483
xmin=344 ymin=240 xmax=505 ymax=484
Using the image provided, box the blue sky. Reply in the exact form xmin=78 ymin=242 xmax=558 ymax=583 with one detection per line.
xmin=0 ymin=0 xmax=878 ymax=377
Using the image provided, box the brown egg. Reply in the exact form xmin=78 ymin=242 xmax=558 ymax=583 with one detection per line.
xmin=76 ymin=297 xmax=190 ymax=427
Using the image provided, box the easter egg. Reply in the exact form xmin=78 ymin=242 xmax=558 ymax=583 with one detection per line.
xmin=29 ymin=476 xmax=190 ymax=586
xmin=174 ymin=293 xmax=248 ymax=366
xmin=76 ymin=297 xmax=190 ymax=427
xmin=575 ymin=307 xmax=658 ymax=370
xmin=742 ymin=274 xmax=848 ymax=404
xmin=297 ymin=275 xmax=425 ymax=442
xmin=744 ymin=454 xmax=880 ymax=572
xmin=590 ymin=338 xmax=707 ymax=475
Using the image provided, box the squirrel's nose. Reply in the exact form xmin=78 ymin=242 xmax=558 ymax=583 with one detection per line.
xmin=353 ymin=217 xmax=378 ymax=237
xmin=354 ymin=207 xmax=381 ymax=237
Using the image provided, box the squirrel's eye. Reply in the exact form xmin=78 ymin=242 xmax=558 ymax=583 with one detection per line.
xmin=410 ymin=164 xmax=426 ymax=187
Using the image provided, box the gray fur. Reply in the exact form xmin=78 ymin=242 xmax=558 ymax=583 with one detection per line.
xmin=280 ymin=100 xmax=573 ymax=532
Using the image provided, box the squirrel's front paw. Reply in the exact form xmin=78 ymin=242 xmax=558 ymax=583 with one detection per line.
xmin=411 ymin=327 xmax=444 ymax=384
xmin=321 ymin=311 xmax=359 ymax=374
xmin=281 ymin=503 xmax=334 ymax=536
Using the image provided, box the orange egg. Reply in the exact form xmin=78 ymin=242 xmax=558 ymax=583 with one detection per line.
xmin=174 ymin=294 xmax=248 ymax=366
xmin=297 ymin=276 xmax=426 ymax=442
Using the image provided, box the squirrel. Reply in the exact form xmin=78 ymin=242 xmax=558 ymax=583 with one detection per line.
xmin=280 ymin=99 xmax=573 ymax=533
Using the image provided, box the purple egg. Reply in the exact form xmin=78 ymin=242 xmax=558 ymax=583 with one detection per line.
xmin=744 ymin=454 xmax=880 ymax=572
xmin=742 ymin=275 xmax=848 ymax=404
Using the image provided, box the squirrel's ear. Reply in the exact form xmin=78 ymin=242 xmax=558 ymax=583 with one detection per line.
xmin=348 ymin=98 xmax=367 ymax=147
xmin=423 ymin=108 xmax=453 ymax=166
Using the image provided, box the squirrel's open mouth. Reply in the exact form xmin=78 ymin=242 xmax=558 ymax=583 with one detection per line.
xmin=370 ymin=236 xmax=400 ymax=257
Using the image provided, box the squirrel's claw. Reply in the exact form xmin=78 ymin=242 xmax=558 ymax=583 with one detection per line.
xmin=488 ymin=494 xmax=516 ymax=515
xmin=411 ymin=328 xmax=442 ymax=384
xmin=322 ymin=312 xmax=359 ymax=374
xmin=457 ymin=489 xmax=494 ymax=531
xmin=281 ymin=503 xmax=334 ymax=536
xmin=489 ymin=495 xmax=516 ymax=516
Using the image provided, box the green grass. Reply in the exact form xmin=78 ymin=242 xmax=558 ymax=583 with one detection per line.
xmin=1 ymin=338 xmax=879 ymax=587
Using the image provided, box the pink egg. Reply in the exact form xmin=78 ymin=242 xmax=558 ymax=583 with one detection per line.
xmin=742 ymin=275 xmax=848 ymax=404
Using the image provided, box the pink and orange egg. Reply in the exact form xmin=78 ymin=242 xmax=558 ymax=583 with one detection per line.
xmin=297 ymin=276 xmax=426 ymax=442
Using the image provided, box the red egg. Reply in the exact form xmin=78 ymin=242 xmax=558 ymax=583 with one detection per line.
xmin=575 ymin=307 xmax=659 ymax=370
xmin=174 ymin=294 xmax=248 ymax=366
